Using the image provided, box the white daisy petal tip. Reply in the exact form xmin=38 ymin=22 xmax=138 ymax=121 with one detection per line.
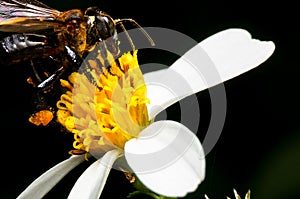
xmin=198 ymin=28 xmax=275 ymax=80
xmin=17 ymin=155 xmax=85 ymax=199
xmin=124 ymin=120 xmax=205 ymax=197
xmin=144 ymin=28 xmax=275 ymax=118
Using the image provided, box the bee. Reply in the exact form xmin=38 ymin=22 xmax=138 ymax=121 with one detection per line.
xmin=0 ymin=0 xmax=154 ymax=126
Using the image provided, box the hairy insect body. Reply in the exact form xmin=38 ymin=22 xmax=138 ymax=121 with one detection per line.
xmin=0 ymin=0 xmax=153 ymax=126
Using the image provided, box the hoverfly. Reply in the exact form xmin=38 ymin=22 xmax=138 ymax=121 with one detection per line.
xmin=0 ymin=0 xmax=154 ymax=126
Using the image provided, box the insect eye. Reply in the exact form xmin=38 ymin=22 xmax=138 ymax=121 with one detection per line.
xmin=84 ymin=7 xmax=116 ymax=41
xmin=96 ymin=15 xmax=116 ymax=38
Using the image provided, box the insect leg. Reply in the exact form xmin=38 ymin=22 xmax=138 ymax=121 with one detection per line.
xmin=64 ymin=46 xmax=103 ymax=88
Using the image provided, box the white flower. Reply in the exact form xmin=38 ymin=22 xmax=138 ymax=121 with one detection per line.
xmin=17 ymin=28 xmax=275 ymax=199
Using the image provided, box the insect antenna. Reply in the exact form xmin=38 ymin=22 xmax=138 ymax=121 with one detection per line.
xmin=116 ymin=20 xmax=136 ymax=51
xmin=116 ymin=18 xmax=155 ymax=50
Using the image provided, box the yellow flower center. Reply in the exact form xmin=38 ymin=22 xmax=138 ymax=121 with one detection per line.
xmin=56 ymin=50 xmax=150 ymax=154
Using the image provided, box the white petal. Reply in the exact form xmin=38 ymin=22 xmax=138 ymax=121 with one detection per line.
xmin=144 ymin=28 xmax=275 ymax=118
xmin=199 ymin=28 xmax=275 ymax=79
xmin=124 ymin=121 xmax=205 ymax=197
xmin=17 ymin=155 xmax=85 ymax=199
xmin=68 ymin=149 xmax=122 ymax=199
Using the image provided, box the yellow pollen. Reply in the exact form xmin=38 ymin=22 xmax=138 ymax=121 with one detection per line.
xmin=56 ymin=50 xmax=150 ymax=154
xmin=29 ymin=110 xmax=54 ymax=126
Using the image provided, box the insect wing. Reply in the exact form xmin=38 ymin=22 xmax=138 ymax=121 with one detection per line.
xmin=5 ymin=0 xmax=56 ymax=10
xmin=0 ymin=0 xmax=62 ymax=32
xmin=0 ymin=0 xmax=60 ymax=18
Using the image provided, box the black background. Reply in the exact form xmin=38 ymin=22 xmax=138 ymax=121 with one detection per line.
xmin=1 ymin=0 xmax=300 ymax=198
